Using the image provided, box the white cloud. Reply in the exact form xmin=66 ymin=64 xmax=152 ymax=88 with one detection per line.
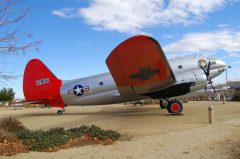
xmin=162 ymin=35 xmax=174 ymax=39
xmin=225 ymin=52 xmax=240 ymax=57
xmin=52 ymin=8 xmax=78 ymax=19
xmin=163 ymin=30 xmax=240 ymax=57
xmin=218 ymin=24 xmax=229 ymax=28
xmin=52 ymin=0 xmax=237 ymax=34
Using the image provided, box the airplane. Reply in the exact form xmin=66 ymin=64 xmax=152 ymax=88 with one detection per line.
xmin=22 ymin=35 xmax=227 ymax=114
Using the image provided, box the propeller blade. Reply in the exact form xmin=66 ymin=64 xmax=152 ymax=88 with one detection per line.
xmin=210 ymin=82 xmax=216 ymax=93
xmin=200 ymin=59 xmax=216 ymax=93
xmin=206 ymin=60 xmax=211 ymax=77
xmin=202 ymin=68 xmax=207 ymax=75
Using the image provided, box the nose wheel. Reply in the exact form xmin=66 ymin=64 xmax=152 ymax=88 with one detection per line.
xmin=166 ymin=99 xmax=183 ymax=114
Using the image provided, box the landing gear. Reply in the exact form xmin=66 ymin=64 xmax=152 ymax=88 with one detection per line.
xmin=166 ymin=99 xmax=183 ymax=114
xmin=159 ymin=99 xmax=168 ymax=109
xmin=57 ymin=107 xmax=66 ymax=115
xmin=57 ymin=110 xmax=63 ymax=115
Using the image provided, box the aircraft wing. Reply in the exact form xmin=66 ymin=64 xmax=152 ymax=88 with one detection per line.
xmin=106 ymin=35 xmax=176 ymax=96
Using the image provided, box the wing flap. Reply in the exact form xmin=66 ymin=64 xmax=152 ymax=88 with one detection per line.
xmin=106 ymin=35 xmax=175 ymax=95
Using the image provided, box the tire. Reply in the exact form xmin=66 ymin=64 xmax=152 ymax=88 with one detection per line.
xmin=167 ymin=100 xmax=183 ymax=113
xmin=57 ymin=110 xmax=63 ymax=115
xmin=159 ymin=99 xmax=168 ymax=109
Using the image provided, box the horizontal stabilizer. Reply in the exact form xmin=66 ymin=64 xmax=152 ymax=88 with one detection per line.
xmin=13 ymin=98 xmax=49 ymax=105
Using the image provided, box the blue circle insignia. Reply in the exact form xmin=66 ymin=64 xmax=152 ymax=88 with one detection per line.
xmin=73 ymin=85 xmax=84 ymax=96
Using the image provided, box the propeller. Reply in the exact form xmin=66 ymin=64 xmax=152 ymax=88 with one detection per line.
xmin=201 ymin=60 xmax=216 ymax=93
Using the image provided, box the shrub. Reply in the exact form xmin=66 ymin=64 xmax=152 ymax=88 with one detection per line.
xmin=13 ymin=128 xmax=70 ymax=151
xmin=88 ymin=125 xmax=104 ymax=138
xmin=67 ymin=127 xmax=83 ymax=138
xmin=67 ymin=125 xmax=120 ymax=141
xmin=103 ymin=130 xmax=121 ymax=141
xmin=198 ymin=93 xmax=209 ymax=100
xmin=0 ymin=129 xmax=17 ymax=142
xmin=12 ymin=128 xmax=32 ymax=139
xmin=10 ymin=123 xmax=121 ymax=151
xmin=88 ymin=125 xmax=120 ymax=141
xmin=0 ymin=116 xmax=25 ymax=130
xmin=78 ymin=125 xmax=90 ymax=133
xmin=48 ymin=127 xmax=68 ymax=136
xmin=232 ymin=90 xmax=240 ymax=101
xmin=25 ymin=132 xmax=69 ymax=151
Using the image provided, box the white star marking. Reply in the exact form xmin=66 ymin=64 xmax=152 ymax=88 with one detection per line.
xmin=74 ymin=86 xmax=83 ymax=95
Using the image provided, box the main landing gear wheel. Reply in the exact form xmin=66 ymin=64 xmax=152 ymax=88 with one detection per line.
xmin=159 ymin=99 xmax=168 ymax=109
xmin=167 ymin=100 xmax=183 ymax=114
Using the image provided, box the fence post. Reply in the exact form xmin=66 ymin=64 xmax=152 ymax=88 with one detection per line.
xmin=222 ymin=96 xmax=226 ymax=104
xmin=208 ymin=106 xmax=214 ymax=124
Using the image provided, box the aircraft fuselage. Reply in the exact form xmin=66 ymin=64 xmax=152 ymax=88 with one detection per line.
xmin=60 ymin=57 xmax=226 ymax=105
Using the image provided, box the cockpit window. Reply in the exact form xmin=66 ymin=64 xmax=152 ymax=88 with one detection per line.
xmin=218 ymin=68 xmax=225 ymax=72
xmin=178 ymin=65 xmax=183 ymax=69
xmin=210 ymin=60 xmax=216 ymax=65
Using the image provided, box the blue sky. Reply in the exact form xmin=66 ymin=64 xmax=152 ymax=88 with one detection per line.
xmin=4 ymin=0 xmax=240 ymax=98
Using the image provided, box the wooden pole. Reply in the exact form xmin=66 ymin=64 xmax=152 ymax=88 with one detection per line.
xmin=222 ymin=96 xmax=226 ymax=104
xmin=208 ymin=106 xmax=214 ymax=124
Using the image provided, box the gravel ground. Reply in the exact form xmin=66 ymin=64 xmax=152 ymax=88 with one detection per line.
xmin=0 ymin=101 xmax=240 ymax=159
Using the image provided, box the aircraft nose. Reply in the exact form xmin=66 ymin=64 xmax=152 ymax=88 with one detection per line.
xmin=208 ymin=59 xmax=227 ymax=79
xmin=209 ymin=59 xmax=226 ymax=70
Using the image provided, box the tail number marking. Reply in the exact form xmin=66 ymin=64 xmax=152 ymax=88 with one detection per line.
xmin=36 ymin=78 xmax=50 ymax=85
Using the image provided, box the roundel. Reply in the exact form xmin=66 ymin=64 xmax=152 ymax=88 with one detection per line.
xmin=73 ymin=85 xmax=84 ymax=96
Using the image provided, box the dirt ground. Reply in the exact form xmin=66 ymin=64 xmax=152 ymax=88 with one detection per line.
xmin=0 ymin=101 xmax=240 ymax=159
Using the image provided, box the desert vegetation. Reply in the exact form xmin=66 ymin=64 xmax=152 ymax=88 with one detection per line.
xmin=232 ymin=90 xmax=240 ymax=101
xmin=0 ymin=117 xmax=121 ymax=156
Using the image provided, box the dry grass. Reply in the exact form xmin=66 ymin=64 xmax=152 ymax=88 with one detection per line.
xmin=0 ymin=117 xmax=25 ymax=131
xmin=0 ymin=129 xmax=17 ymax=143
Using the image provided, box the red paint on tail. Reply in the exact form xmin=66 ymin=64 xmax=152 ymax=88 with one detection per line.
xmin=23 ymin=59 xmax=64 ymax=108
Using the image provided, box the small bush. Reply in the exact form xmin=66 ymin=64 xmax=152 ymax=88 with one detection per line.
xmin=67 ymin=127 xmax=83 ymax=138
xmin=88 ymin=125 xmax=120 ymax=141
xmin=6 ymin=118 xmax=121 ymax=151
xmin=104 ymin=130 xmax=121 ymax=141
xmin=198 ymin=93 xmax=209 ymax=100
xmin=0 ymin=129 xmax=17 ymax=142
xmin=13 ymin=128 xmax=70 ymax=151
xmin=25 ymin=133 xmax=69 ymax=151
xmin=48 ymin=127 xmax=68 ymax=136
xmin=78 ymin=125 xmax=90 ymax=133
xmin=232 ymin=90 xmax=240 ymax=101
xmin=0 ymin=117 xmax=25 ymax=130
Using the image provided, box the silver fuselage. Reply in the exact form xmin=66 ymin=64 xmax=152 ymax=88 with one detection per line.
xmin=60 ymin=57 xmax=226 ymax=105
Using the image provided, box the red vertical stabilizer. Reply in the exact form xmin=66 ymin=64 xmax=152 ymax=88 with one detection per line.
xmin=23 ymin=59 xmax=64 ymax=108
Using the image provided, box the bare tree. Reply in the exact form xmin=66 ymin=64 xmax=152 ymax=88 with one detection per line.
xmin=0 ymin=0 xmax=41 ymax=81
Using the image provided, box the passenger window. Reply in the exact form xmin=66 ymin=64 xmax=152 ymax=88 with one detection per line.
xmin=99 ymin=82 xmax=104 ymax=86
xmin=178 ymin=65 xmax=183 ymax=69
